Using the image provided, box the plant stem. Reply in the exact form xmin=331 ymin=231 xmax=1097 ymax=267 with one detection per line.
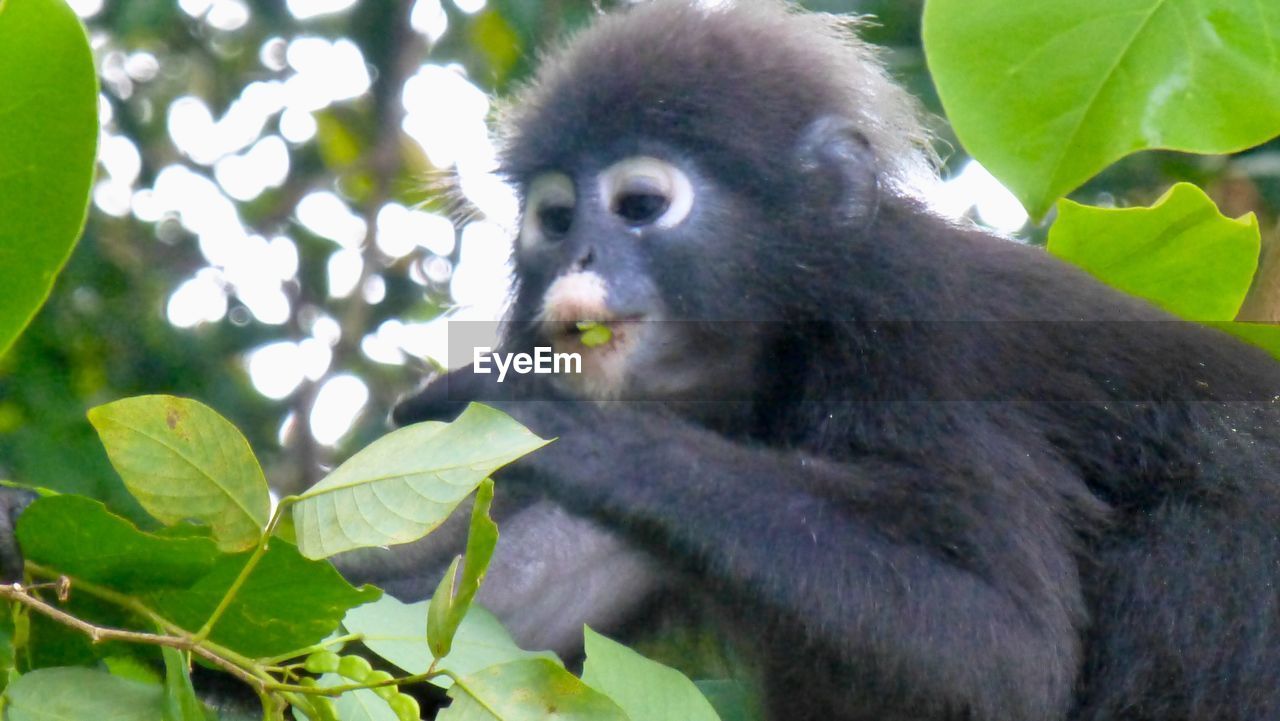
xmin=0 ymin=581 xmax=265 ymax=692
xmin=260 ymin=632 xmax=362 ymax=666
xmin=22 ymin=563 xmax=275 ymax=685
xmin=194 ymin=500 xmax=291 ymax=643
xmin=269 ymin=667 xmax=446 ymax=696
xmin=26 ymin=562 xmax=182 ymax=634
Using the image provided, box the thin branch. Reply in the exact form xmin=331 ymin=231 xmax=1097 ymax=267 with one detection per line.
xmin=0 ymin=582 xmax=265 ymax=692
xmin=260 ymin=632 xmax=363 ymax=666
xmin=23 ymin=563 xmax=270 ymax=682
xmin=268 ymin=667 xmax=445 ymax=697
xmin=26 ymin=562 xmax=184 ymax=634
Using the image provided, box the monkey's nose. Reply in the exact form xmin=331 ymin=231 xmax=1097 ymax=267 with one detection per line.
xmin=572 ymin=247 xmax=596 ymax=271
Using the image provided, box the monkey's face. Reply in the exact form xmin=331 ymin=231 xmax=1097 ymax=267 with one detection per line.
xmin=511 ymin=153 xmax=763 ymax=403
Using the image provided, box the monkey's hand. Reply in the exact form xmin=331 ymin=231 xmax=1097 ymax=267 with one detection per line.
xmin=391 ymin=363 xmax=568 ymax=425
xmin=391 ymin=364 xmax=555 ymax=426
xmin=393 ymin=365 xmax=636 ymax=496
xmin=437 ymin=395 xmax=661 ymax=508
xmin=388 ymin=372 xmax=665 ymax=654
xmin=392 ymin=367 xmax=593 ymax=494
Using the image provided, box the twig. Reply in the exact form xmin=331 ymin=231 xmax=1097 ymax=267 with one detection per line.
xmin=195 ymin=503 xmax=290 ymax=643
xmin=0 ymin=582 xmax=265 ymax=692
xmin=260 ymin=632 xmax=363 ymax=666
xmin=268 ymin=668 xmax=444 ymax=696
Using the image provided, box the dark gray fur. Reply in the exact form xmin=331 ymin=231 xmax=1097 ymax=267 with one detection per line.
xmin=394 ymin=3 xmax=1280 ymax=720
xmin=4 ymin=2 xmax=1279 ymax=720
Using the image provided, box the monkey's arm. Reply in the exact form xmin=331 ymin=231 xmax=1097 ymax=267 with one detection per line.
xmin=468 ymin=399 xmax=1083 ymax=720
xmin=470 ymin=501 xmax=663 ymax=655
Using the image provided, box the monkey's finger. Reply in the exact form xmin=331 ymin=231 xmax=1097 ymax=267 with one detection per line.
xmin=391 ymin=371 xmax=469 ymax=426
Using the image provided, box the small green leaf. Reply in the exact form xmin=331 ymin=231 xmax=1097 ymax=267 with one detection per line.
xmin=582 ymin=627 xmax=721 ymax=721
xmin=102 ymin=656 xmax=163 ymax=686
xmin=0 ymin=0 xmax=99 ymax=358
xmin=5 ymin=668 xmax=165 ymax=721
xmin=440 ymin=658 xmax=629 ymax=721
xmin=428 ymin=556 xmax=463 ymax=658
xmin=428 ymin=479 xmax=500 ymax=659
xmin=344 ymin=595 xmax=556 ymax=690
xmin=576 ymin=321 xmax=613 ymax=348
xmin=162 ymin=645 xmax=213 ymax=721
xmin=149 ymin=541 xmax=380 ymax=658
xmin=16 ymin=495 xmax=222 ymax=592
xmin=292 ymin=403 xmax=548 ymax=559
xmin=1047 ymin=183 xmax=1260 ymax=320
xmin=461 ymin=481 xmax=500 ymax=594
xmin=87 ymin=396 xmax=271 ymax=553
xmin=924 ymin=0 xmax=1280 ymax=217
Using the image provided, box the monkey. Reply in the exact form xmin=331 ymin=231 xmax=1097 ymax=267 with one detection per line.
xmin=3 ymin=2 xmax=1280 ymax=720
xmin=371 ymin=2 xmax=1280 ymax=721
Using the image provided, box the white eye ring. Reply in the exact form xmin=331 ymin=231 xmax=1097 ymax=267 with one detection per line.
xmin=598 ymin=156 xmax=694 ymax=230
xmin=521 ymin=172 xmax=576 ymax=248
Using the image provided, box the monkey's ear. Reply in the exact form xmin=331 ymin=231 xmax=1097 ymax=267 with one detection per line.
xmin=794 ymin=116 xmax=880 ymax=228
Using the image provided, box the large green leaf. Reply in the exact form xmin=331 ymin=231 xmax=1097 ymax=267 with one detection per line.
xmin=440 ymin=659 xmax=628 ymax=721
xmin=88 ymin=395 xmax=271 ymax=553
xmin=581 ymin=628 xmax=721 ymax=721
xmin=5 ymin=668 xmax=165 ymax=721
xmin=149 ymin=541 xmax=380 ymax=658
xmin=1047 ymin=183 xmax=1259 ymax=320
xmin=16 ymin=495 xmax=222 ymax=592
xmin=292 ymin=403 xmax=548 ymax=559
xmin=924 ymin=0 xmax=1280 ymax=217
xmin=0 ymin=0 xmax=98 ymax=357
xmin=344 ymin=595 xmax=555 ymax=690
xmin=1210 ymin=321 xmax=1280 ymax=364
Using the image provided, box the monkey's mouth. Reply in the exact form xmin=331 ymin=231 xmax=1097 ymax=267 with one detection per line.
xmin=542 ymin=316 xmax=647 ymax=398
xmin=545 ymin=316 xmax=645 ymax=355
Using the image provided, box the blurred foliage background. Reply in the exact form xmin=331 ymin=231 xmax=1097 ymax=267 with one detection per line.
xmin=2 ymin=0 xmax=1278 ymax=519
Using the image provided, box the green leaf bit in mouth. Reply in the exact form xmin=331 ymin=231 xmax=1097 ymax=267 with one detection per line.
xmin=576 ymin=321 xmax=614 ymax=348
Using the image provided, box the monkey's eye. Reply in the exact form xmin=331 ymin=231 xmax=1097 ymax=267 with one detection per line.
xmin=522 ymin=172 xmax=576 ymax=247
xmin=614 ymin=190 xmax=669 ymax=226
xmin=537 ymin=204 xmax=575 ymax=237
xmin=600 ymin=157 xmax=694 ymax=230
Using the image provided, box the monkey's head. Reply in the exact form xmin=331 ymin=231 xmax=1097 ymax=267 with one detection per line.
xmin=497 ymin=0 xmax=933 ymax=403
